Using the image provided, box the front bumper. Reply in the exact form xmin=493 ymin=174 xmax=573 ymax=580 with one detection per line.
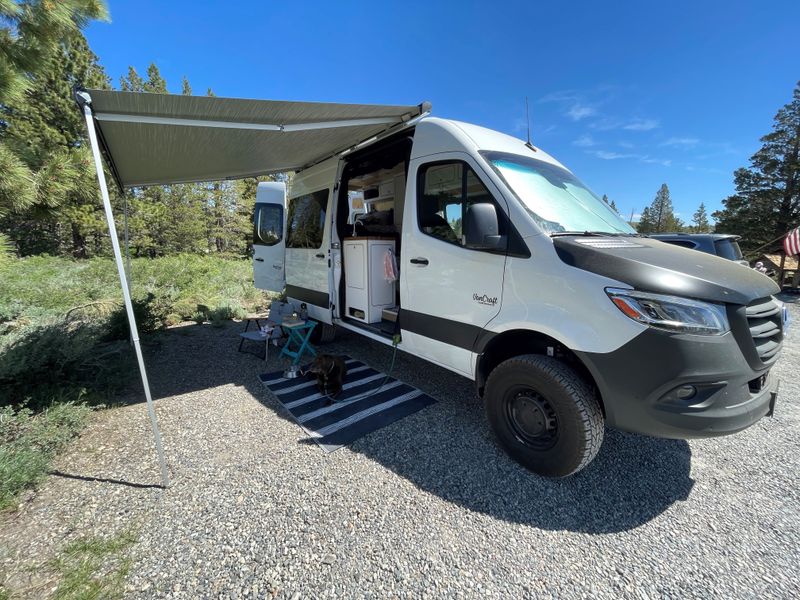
xmin=576 ymin=328 xmax=779 ymax=439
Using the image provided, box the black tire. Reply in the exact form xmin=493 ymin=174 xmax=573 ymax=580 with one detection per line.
xmin=484 ymin=354 xmax=604 ymax=477
xmin=310 ymin=322 xmax=337 ymax=344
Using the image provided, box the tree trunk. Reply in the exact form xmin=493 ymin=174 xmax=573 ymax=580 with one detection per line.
xmin=71 ymin=222 xmax=86 ymax=258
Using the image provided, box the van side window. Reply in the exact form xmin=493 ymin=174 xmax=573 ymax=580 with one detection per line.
xmin=253 ymin=204 xmax=283 ymax=246
xmin=418 ymin=161 xmax=506 ymax=249
xmin=286 ymin=189 xmax=329 ymax=248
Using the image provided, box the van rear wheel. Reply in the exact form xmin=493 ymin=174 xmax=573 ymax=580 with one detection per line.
xmin=484 ymin=354 xmax=603 ymax=477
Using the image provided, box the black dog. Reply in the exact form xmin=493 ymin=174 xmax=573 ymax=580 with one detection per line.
xmin=306 ymin=354 xmax=348 ymax=404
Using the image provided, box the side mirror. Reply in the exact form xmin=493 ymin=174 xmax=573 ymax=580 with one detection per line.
xmin=464 ymin=203 xmax=504 ymax=250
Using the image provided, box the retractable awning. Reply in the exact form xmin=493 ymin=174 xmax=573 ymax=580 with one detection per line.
xmin=74 ymin=89 xmax=429 ymax=487
xmin=77 ymin=89 xmax=430 ymax=188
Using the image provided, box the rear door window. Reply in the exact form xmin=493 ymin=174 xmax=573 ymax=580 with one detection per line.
xmin=253 ymin=204 xmax=283 ymax=246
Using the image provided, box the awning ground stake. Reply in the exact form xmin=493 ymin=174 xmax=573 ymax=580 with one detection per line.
xmin=78 ymin=92 xmax=170 ymax=488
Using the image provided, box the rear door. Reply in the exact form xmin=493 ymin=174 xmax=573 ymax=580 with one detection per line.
xmin=253 ymin=182 xmax=286 ymax=292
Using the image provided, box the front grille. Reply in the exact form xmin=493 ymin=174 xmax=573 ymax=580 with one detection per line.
xmin=745 ymin=297 xmax=783 ymax=365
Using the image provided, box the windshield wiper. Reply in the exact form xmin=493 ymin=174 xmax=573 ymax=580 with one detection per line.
xmin=550 ymin=230 xmax=633 ymax=237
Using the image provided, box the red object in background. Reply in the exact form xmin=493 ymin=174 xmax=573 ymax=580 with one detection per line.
xmin=784 ymin=227 xmax=800 ymax=256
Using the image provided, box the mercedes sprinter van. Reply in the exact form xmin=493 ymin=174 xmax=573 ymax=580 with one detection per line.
xmin=253 ymin=117 xmax=785 ymax=477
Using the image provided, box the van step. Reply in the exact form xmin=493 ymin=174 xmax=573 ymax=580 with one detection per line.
xmin=382 ymin=307 xmax=398 ymax=322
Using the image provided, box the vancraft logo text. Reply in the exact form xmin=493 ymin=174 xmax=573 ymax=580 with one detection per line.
xmin=473 ymin=293 xmax=498 ymax=306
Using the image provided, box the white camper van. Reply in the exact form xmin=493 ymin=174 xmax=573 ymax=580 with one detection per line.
xmin=73 ymin=88 xmax=784 ymax=477
xmin=252 ymin=116 xmax=784 ymax=477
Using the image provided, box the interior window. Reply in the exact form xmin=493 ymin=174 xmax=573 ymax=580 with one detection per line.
xmin=418 ymin=161 xmax=505 ymax=249
xmin=253 ymin=204 xmax=283 ymax=246
xmin=286 ymin=189 xmax=329 ymax=249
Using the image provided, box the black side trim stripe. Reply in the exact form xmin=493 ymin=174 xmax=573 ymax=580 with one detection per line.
xmin=398 ymin=309 xmax=485 ymax=351
xmin=286 ymin=285 xmax=329 ymax=309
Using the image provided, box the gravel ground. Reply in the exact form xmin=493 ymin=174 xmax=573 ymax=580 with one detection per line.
xmin=2 ymin=297 xmax=799 ymax=598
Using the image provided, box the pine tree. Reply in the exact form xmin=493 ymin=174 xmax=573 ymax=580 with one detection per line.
xmin=601 ymin=194 xmax=609 ymax=204
xmin=609 ymin=199 xmax=618 ymax=213
xmin=0 ymin=2 xmax=108 ymax=229
xmin=637 ymin=184 xmax=682 ymax=233
xmin=1 ymin=30 xmax=111 ymax=255
xmin=144 ymin=63 xmax=167 ymax=93
xmin=0 ymin=0 xmax=108 ymax=104
xmin=181 ymin=76 xmax=192 ymax=96
xmin=692 ymin=203 xmax=711 ymax=233
xmin=120 ymin=66 xmax=145 ymax=92
xmin=713 ymin=81 xmax=800 ymax=252
xmin=637 ymin=206 xmax=654 ymax=233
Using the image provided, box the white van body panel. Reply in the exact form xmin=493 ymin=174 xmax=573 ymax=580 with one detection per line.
xmin=484 ymin=246 xmax=647 ymax=352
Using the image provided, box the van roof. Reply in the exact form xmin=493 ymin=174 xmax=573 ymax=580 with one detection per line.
xmin=440 ymin=118 xmax=569 ymax=171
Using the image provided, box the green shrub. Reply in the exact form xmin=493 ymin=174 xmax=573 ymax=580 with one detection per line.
xmin=0 ymin=254 xmax=269 ymax=326
xmin=0 ymin=253 xmax=270 ymax=404
xmin=208 ymin=302 xmax=247 ymax=326
xmin=104 ymin=293 xmax=171 ymax=340
xmin=0 ymin=316 xmax=130 ymax=407
xmin=0 ymin=233 xmax=12 ymax=266
xmin=0 ymin=401 xmax=92 ymax=510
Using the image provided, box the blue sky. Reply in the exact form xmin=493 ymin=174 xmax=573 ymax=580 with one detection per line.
xmin=85 ymin=1 xmax=799 ymax=223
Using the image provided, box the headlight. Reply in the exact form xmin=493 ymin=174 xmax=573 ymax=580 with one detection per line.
xmin=606 ymin=288 xmax=729 ymax=335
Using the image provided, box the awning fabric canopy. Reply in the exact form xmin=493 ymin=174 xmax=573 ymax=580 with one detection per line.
xmin=81 ymin=89 xmax=429 ymax=188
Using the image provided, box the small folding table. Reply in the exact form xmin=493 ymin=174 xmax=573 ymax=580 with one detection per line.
xmin=280 ymin=319 xmax=318 ymax=365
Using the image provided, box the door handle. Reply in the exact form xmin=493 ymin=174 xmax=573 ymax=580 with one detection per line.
xmin=315 ymin=253 xmax=325 ymax=258
xmin=410 ymin=257 xmax=429 ymax=265
xmin=255 ymin=258 xmax=264 ymax=262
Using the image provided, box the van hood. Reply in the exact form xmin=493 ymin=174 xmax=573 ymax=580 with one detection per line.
xmin=552 ymin=235 xmax=779 ymax=306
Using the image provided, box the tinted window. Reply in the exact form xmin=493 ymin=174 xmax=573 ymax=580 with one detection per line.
xmin=286 ymin=189 xmax=329 ymax=248
xmin=661 ymin=240 xmax=697 ymax=249
xmin=714 ymin=239 xmax=743 ymax=261
xmin=253 ymin=204 xmax=283 ymax=246
xmin=418 ymin=161 xmax=506 ymax=249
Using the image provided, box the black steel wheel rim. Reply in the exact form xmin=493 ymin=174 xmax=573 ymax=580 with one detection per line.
xmin=504 ymin=387 xmax=559 ymax=450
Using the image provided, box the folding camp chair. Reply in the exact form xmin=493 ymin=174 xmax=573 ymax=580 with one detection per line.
xmin=238 ymin=301 xmax=294 ymax=359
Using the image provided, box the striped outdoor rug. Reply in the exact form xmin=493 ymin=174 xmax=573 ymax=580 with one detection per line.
xmin=259 ymin=357 xmax=436 ymax=452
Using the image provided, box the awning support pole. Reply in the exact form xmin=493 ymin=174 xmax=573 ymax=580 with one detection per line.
xmin=123 ymin=192 xmax=132 ymax=295
xmin=79 ymin=97 xmax=170 ymax=488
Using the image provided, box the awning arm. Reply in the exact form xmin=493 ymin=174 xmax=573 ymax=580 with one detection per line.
xmin=75 ymin=88 xmax=170 ymax=488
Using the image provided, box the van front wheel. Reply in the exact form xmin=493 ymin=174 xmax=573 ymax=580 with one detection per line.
xmin=484 ymin=355 xmax=603 ymax=477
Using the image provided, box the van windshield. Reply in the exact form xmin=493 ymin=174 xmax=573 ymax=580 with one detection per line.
xmin=483 ymin=151 xmax=635 ymax=235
